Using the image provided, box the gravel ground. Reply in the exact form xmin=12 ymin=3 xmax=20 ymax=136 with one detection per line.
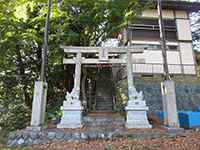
xmin=2 ymin=130 xmax=200 ymax=150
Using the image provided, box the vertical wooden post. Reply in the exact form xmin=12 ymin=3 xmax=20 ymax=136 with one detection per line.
xmin=40 ymin=0 xmax=51 ymax=81
xmin=157 ymin=0 xmax=170 ymax=80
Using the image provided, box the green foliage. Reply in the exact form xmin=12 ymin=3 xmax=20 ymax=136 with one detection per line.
xmin=0 ymin=0 xmax=145 ymax=133
xmin=59 ymin=0 xmax=143 ymax=46
xmin=115 ymin=80 xmax=128 ymax=112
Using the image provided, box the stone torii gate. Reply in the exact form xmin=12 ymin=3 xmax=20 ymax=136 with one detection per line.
xmin=57 ymin=46 xmax=151 ymax=129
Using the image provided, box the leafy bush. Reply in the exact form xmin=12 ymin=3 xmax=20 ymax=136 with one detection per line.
xmin=115 ymin=80 xmax=128 ymax=112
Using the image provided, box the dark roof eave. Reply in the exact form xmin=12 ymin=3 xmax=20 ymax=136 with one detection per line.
xmin=140 ymin=0 xmax=200 ymax=12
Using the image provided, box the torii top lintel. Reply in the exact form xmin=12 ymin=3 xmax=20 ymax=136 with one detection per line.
xmin=61 ymin=46 xmax=143 ymax=64
xmin=61 ymin=46 xmax=143 ymax=53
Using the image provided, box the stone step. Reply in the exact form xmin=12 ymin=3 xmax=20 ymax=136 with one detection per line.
xmin=96 ymin=99 xmax=113 ymax=102
xmin=96 ymin=103 xmax=113 ymax=105
xmin=91 ymin=110 xmax=115 ymax=113
xmin=95 ymin=109 xmax=113 ymax=111
xmin=96 ymin=99 xmax=113 ymax=101
xmin=83 ymin=115 xmax=125 ymax=127
xmin=96 ymin=103 xmax=113 ymax=106
xmin=96 ymin=108 xmax=113 ymax=111
xmin=96 ymin=99 xmax=112 ymax=101
xmin=95 ymin=97 xmax=112 ymax=100
xmin=95 ymin=96 xmax=113 ymax=111
xmin=96 ymin=103 xmax=113 ymax=107
xmin=96 ymin=107 xmax=113 ymax=110
xmin=96 ymin=106 xmax=113 ymax=111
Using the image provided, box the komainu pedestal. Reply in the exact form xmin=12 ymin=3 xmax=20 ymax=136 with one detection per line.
xmin=125 ymin=91 xmax=152 ymax=129
xmin=57 ymin=88 xmax=83 ymax=129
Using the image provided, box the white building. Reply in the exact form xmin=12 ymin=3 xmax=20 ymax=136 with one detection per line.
xmin=124 ymin=0 xmax=200 ymax=75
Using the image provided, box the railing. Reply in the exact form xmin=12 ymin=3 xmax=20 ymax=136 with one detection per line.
xmin=116 ymin=63 xmax=196 ymax=78
xmin=132 ymin=63 xmax=196 ymax=75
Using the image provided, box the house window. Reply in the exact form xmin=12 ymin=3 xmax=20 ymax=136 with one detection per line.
xmin=128 ymin=19 xmax=177 ymax=42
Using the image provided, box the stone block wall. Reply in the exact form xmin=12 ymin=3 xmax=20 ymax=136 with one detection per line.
xmin=116 ymin=76 xmax=200 ymax=112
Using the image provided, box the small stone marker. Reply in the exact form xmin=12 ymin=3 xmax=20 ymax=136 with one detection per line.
xmin=99 ymin=48 xmax=108 ymax=62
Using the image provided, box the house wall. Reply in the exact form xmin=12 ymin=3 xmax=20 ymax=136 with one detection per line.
xmin=142 ymin=9 xmax=174 ymax=19
xmin=131 ymin=9 xmax=196 ymax=75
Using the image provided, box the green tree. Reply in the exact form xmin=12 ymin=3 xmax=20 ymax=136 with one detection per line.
xmin=0 ymin=0 xmax=146 ymax=132
xmin=59 ymin=0 xmax=144 ymax=46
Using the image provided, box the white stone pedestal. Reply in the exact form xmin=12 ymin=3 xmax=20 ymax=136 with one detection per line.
xmin=30 ymin=81 xmax=47 ymax=127
xmin=57 ymin=89 xmax=83 ymax=129
xmin=125 ymin=100 xmax=152 ymax=128
xmin=161 ymin=80 xmax=179 ymax=128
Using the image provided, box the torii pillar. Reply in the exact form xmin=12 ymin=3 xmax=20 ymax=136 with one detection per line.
xmin=57 ymin=52 xmax=83 ymax=128
xmin=125 ymin=49 xmax=151 ymax=128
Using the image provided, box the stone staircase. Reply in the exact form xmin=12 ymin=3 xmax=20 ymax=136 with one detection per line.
xmin=94 ymin=68 xmax=114 ymax=112
xmin=95 ymin=96 xmax=113 ymax=111
xmin=83 ymin=112 xmax=125 ymax=128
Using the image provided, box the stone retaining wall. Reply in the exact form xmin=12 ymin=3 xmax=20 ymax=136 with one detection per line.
xmin=116 ymin=76 xmax=200 ymax=112
xmin=7 ymin=128 xmax=182 ymax=146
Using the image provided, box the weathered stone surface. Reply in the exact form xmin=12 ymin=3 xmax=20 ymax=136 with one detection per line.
xmin=108 ymin=132 xmax=115 ymax=139
xmin=8 ymin=131 xmax=16 ymax=140
xmin=57 ymin=88 xmax=83 ymax=129
xmin=161 ymin=80 xmax=179 ymax=127
xmin=165 ymin=127 xmax=184 ymax=134
xmin=125 ymin=99 xmax=152 ymax=128
xmin=57 ymin=52 xmax=83 ymax=129
xmin=80 ymin=132 xmax=88 ymax=140
xmin=22 ymin=133 xmax=29 ymax=139
xmin=31 ymin=81 xmax=47 ymax=127
xmin=7 ymin=127 xmax=184 ymax=147
xmin=88 ymin=132 xmax=98 ymax=139
xmin=98 ymin=132 xmax=105 ymax=139
xmin=24 ymin=138 xmax=33 ymax=145
xmin=30 ymin=132 xmax=39 ymax=140
xmin=125 ymin=50 xmax=151 ymax=129
xmin=64 ymin=132 xmax=72 ymax=140
xmin=33 ymin=139 xmax=42 ymax=145
xmin=55 ymin=132 xmax=65 ymax=140
xmin=72 ymin=132 xmax=80 ymax=140
xmin=117 ymin=77 xmax=200 ymax=112
xmin=47 ymin=132 xmax=56 ymax=140
xmin=9 ymin=139 xmax=18 ymax=146
xmin=17 ymin=138 xmax=25 ymax=145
